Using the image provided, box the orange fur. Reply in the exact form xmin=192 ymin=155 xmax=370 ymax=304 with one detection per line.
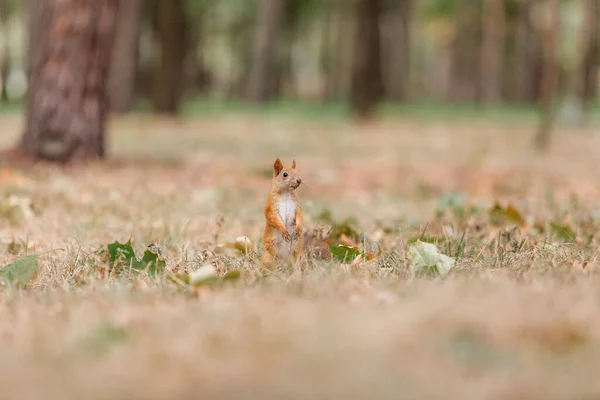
xmin=261 ymin=158 xmax=304 ymax=269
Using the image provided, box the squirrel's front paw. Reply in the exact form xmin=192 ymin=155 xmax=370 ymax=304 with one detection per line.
xmin=294 ymin=229 xmax=302 ymax=240
xmin=282 ymin=231 xmax=291 ymax=241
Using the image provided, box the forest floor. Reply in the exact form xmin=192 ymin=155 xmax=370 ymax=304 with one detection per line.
xmin=2 ymin=108 xmax=600 ymax=399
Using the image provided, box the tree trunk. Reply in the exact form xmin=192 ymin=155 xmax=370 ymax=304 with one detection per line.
xmin=152 ymin=0 xmax=189 ymax=114
xmin=449 ymin=0 xmax=482 ymax=103
xmin=21 ymin=0 xmax=119 ymax=162
xmin=534 ymin=0 xmax=560 ymax=151
xmin=25 ymin=0 xmax=43 ymax=78
xmin=245 ymin=0 xmax=286 ymax=102
xmin=381 ymin=0 xmax=412 ymax=101
xmin=0 ymin=0 xmax=10 ymax=103
xmin=513 ymin=0 xmax=542 ymax=103
xmin=185 ymin=6 xmax=210 ymax=97
xmin=350 ymin=0 xmax=383 ymax=118
xmin=108 ymin=0 xmax=141 ymax=114
xmin=577 ymin=0 xmax=600 ymax=121
xmin=322 ymin=0 xmax=339 ymax=100
xmin=226 ymin=6 xmax=255 ymax=98
xmin=480 ymin=0 xmax=504 ymax=105
xmin=324 ymin=0 xmax=354 ymax=101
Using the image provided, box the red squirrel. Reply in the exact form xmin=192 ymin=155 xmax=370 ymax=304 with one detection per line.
xmin=261 ymin=158 xmax=304 ymax=269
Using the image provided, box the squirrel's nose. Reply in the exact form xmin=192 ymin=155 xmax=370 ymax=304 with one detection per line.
xmin=296 ymin=178 xmax=302 ymax=184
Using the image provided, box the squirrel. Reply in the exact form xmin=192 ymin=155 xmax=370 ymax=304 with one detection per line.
xmin=261 ymin=158 xmax=304 ymax=269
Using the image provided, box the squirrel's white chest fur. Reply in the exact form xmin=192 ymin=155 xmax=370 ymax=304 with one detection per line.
xmin=278 ymin=193 xmax=296 ymax=233
xmin=273 ymin=193 xmax=297 ymax=259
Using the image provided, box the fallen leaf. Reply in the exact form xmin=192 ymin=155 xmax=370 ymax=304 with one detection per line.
xmin=104 ymin=240 xmax=166 ymax=276
xmin=550 ymin=222 xmax=577 ymax=243
xmin=330 ymin=244 xmax=362 ymax=264
xmin=189 ymin=265 xmax=217 ymax=286
xmin=409 ymin=240 xmax=455 ymax=278
xmin=0 ymin=255 xmax=39 ymax=286
xmin=222 ymin=236 xmax=255 ymax=254
xmin=488 ymin=202 xmax=525 ymax=227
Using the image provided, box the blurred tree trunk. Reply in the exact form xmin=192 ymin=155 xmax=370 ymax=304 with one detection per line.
xmin=108 ymin=0 xmax=141 ymax=114
xmin=382 ymin=0 xmax=412 ymax=101
xmin=324 ymin=0 xmax=354 ymax=101
xmin=450 ymin=0 xmax=482 ymax=103
xmin=272 ymin=1 xmax=299 ymax=99
xmin=186 ymin=7 xmax=210 ymax=96
xmin=514 ymin=0 xmax=542 ymax=102
xmin=452 ymin=0 xmax=483 ymax=103
xmin=577 ymin=0 xmax=600 ymax=121
xmin=0 ymin=0 xmax=10 ymax=102
xmin=350 ymin=0 xmax=383 ymax=118
xmin=322 ymin=0 xmax=337 ymax=100
xmin=480 ymin=0 xmax=504 ymax=105
xmin=21 ymin=0 xmax=119 ymax=162
xmin=246 ymin=0 xmax=286 ymax=102
xmin=228 ymin=15 xmax=255 ymax=98
xmin=152 ymin=0 xmax=189 ymax=114
xmin=25 ymin=0 xmax=43 ymax=77
xmin=534 ymin=0 xmax=560 ymax=151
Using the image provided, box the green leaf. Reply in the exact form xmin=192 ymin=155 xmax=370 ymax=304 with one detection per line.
xmin=330 ymin=244 xmax=361 ymax=263
xmin=550 ymin=222 xmax=577 ymax=243
xmin=0 ymin=255 xmax=39 ymax=286
xmin=107 ymin=240 xmax=136 ymax=266
xmin=140 ymin=249 xmax=166 ymax=276
xmin=105 ymin=240 xmax=165 ymax=276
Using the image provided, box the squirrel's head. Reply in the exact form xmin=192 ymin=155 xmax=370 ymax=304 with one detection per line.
xmin=272 ymin=158 xmax=302 ymax=193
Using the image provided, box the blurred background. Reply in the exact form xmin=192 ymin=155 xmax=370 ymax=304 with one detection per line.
xmin=0 ymin=0 xmax=596 ymax=162
xmin=3 ymin=3 xmax=600 ymax=398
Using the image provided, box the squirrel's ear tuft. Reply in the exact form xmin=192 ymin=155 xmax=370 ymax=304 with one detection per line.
xmin=291 ymin=159 xmax=296 ymax=169
xmin=273 ymin=158 xmax=283 ymax=176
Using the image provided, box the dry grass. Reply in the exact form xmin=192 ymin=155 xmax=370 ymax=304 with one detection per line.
xmin=2 ymin=111 xmax=600 ymax=399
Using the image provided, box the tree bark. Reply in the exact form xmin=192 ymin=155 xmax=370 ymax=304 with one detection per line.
xmin=245 ymin=0 xmax=286 ymax=102
xmin=25 ymin=0 xmax=43 ymax=78
xmin=534 ymin=0 xmax=560 ymax=151
xmin=513 ymin=0 xmax=542 ymax=103
xmin=108 ymin=0 xmax=141 ymax=114
xmin=480 ymin=0 xmax=504 ymax=105
xmin=21 ymin=0 xmax=119 ymax=162
xmin=350 ymin=0 xmax=383 ymax=118
xmin=0 ymin=0 xmax=10 ymax=103
xmin=381 ymin=0 xmax=412 ymax=101
xmin=223 ymin=3 xmax=255 ymax=98
xmin=185 ymin=5 xmax=210 ymax=97
xmin=577 ymin=0 xmax=600 ymax=120
xmin=324 ymin=0 xmax=354 ymax=101
xmin=151 ymin=0 xmax=189 ymax=114
xmin=449 ymin=0 xmax=483 ymax=103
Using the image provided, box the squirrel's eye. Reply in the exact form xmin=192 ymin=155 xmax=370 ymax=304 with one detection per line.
xmin=283 ymin=172 xmax=288 ymax=177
